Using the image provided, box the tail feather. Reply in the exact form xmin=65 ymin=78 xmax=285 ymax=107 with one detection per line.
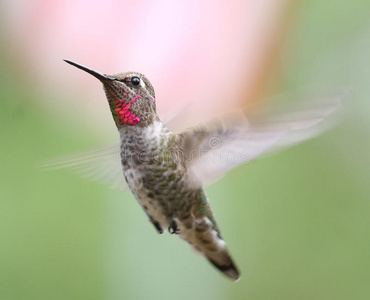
xmin=207 ymin=255 xmax=240 ymax=281
xmin=179 ymin=216 xmax=241 ymax=281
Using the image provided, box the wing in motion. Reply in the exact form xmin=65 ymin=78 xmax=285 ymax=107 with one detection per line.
xmin=179 ymin=90 xmax=344 ymax=187
xmin=39 ymin=143 xmax=128 ymax=191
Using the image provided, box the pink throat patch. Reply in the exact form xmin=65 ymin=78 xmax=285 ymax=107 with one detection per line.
xmin=114 ymin=94 xmax=141 ymax=125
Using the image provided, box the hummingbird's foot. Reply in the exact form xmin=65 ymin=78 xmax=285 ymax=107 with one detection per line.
xmin=168 ymin=220 xmax=180 ymax=234
xmin=150 ymin=217 xmax=164 ymax=234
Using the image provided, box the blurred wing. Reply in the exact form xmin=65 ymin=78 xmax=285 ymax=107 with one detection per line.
xmin=39 ymin=143 xmax=129 ymax=191
xmin=37 ymin=110 xmax=181 ymax=191
xmin=180 ymin=90 xmax=344 ymax=187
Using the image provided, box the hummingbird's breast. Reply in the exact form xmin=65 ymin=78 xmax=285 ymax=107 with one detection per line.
xmin=118 ymin=122 xmax=191 ymax=227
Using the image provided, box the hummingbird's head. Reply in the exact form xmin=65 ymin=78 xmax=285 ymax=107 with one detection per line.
xmin=64 ymin=59 xmax=157 ymax=128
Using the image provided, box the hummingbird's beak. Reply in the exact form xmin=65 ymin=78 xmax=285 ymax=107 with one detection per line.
xmin=64 ymin=59 xmax=115 ymax=81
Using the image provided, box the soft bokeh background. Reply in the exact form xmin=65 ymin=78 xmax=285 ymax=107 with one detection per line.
xmin=1 ymin=1 xmax=370 ymax=299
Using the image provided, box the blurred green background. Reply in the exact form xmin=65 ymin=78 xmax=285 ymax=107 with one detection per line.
xmin=1 ymin=0 xmax=370 ymax=299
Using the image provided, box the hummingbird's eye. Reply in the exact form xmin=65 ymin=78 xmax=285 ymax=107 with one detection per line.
xmin=131 ymin=77 xmax=141 ymax=86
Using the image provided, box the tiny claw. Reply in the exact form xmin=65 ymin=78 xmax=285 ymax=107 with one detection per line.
xmin=150 ymin=218 xmax=163 ymax=234
xmin=168 ymin=220 xmax=180 ymax=234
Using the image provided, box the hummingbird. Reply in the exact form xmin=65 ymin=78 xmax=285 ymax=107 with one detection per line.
xmin=53 ymin=59 xmax=343 ymax=281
